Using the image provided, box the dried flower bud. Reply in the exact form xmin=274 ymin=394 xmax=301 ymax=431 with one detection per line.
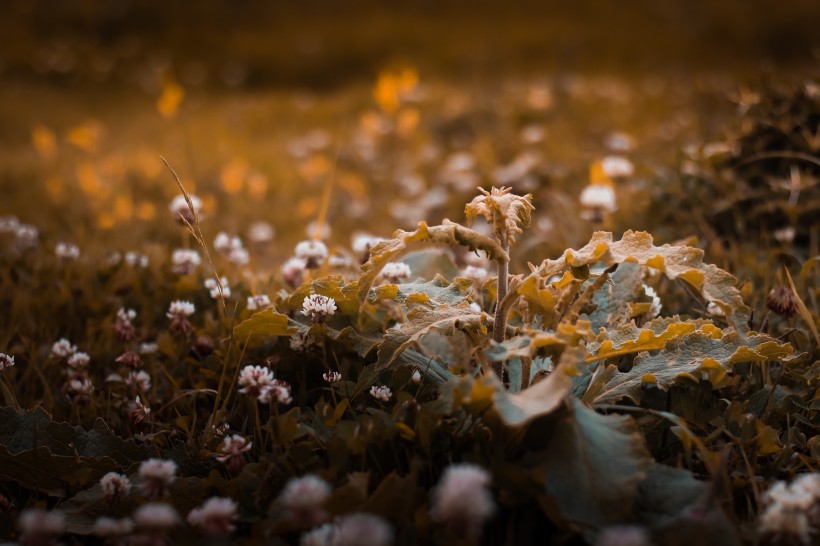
xmin=116 ymin=350 xmax=143 ymax=369
xmin=765 ymin=286 xmax=798 ymax=319
xmin=465 ymin=186 xmax=534 ymax=247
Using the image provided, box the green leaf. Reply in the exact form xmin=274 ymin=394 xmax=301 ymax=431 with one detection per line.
xmin=233 ymin=309 xmax=298 ymax=349
xmin=587 ymin=261 xmax=647 ymax=331
xmin=533 ymin=400 xmax=651 ymax=536
xmin=375 ymin=301 xmax=486 ymax=371
xmin=592 ymin=328 xmax=802 ymax=405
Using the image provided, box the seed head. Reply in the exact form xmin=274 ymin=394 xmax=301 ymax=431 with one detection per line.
xmin=765 ymin=286 xmax=798 ymax=319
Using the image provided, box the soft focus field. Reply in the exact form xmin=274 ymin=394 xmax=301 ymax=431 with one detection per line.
xmin=0 ymin=2 xmax=818 ymax=545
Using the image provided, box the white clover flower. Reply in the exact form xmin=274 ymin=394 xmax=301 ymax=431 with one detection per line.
xmin=213 ymin=232 xmax=233 ymax=253
xmin=247 ymin=294 xmax=271 ymax=311
xmin=187 ymin=497 xmax=238 ymax=536
xmin=302 ymin=294 xmax=337 ymax=323
xmin=328 ymin=254 xmax=354 ymax=269
xmin=133 ymin=503 xmax=180 ymax=531
xmin=295 ymin=240 xmax=328 ymax=268
xmin=55 ymin=242 xmax=81 ymax=260
xmin=216 ymin=434 xmax=252 ymax=472
xmin=301 ymin=524 xmax=335 ymax=546
xmin=278 ymin=474 xmax=331 ymax=526
xmin=238 ymin=365 xmax=275 ymax=398
xmin=431 ymin=463 xmax=496 ymax=537
xmin=167 ymin=300 xmax=195 ymax=319
xmin=774 ymin=226 xmax=796 ymax=245
xmin=0 ymin=353 xmax=14 ymax=370
xmin=125 ymin=370 xmax=151 ymax=393
xmin=332 ymin=513 xmax=393 ymax=546
xmin=642 ymin=284 xmax=662 ymax=320
xmin=130 ymin=396 xmax=151 ymax=425
xmin=323 ymin=371 xmax=342 ymax=383
xmin=138 ymin=459 xmax=177 ymax=497
xmin=0 ymin=215 xmax=19 ymax=233
xmin=171 ymin=248 xmax=202 ymax=274
xmin=93 ymin=516 xmax=134 ymax=536
xmin=228 ymin=247 xmax=249 ymax=265
xmin=15 ymin=224 xmax=39 ymax=248
xmin=247 ymin=221 xmax=275 ymax=243
xmin=169 ymin=194 xmax=203 ymax=225
xmin=601 ymin=155 xmax=634 ymax=178
xmin=117 ymin=308 xmax=137 ymax=322
xmin=306 ymin=220 xmax=332 ymax=241
xmin=204 ymin=276 xmax=231 ymax=299
xmin=351 ymin=234 xmax=385 ymax=257
xmin=18 ymin=508 xmax=66 ymax=539
xmin=461 ymin=265 xmax=489 ymax=286
xmin=125 ymin=251 xmax=149 ymax=268
xmin=100 ymin=472 xmax=131 ymax=502
xmin=259 ymin=381 xmax=293 ymax=405
xmin=369 ymin=385 xmax=392 ymax=403
xmin=139 ymin=342 xmax=158 ymax=355
xmin=580 ymin=184 xmax=617 ymax=212
xmin=380 ymin=262 xmax=412 ymax=284
xmin=67 ymin=351 xmax=91 ymax=369
xmin=759 ymin=474 xmax=820 ymax=544
xmin=282 ymin=257 xmax=308 ymax=287
xmin=65 ymin=376 xmax=94 ymax=401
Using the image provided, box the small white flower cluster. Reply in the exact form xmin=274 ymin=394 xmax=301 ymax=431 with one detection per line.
xmin=169 ymin=194 xmax=203 ymax=225
xmin=187 ymin=497 xmax=238 ymax=536
xmin=138 ymin=458 xmax=177 ymax=497
xmin=93 ymin=516 xmax=134 ymax=537
xmin=125 ymin=370 xmax=151 ymax=393
xmin=759 ymin=473 xmax=820 ymax=544
xmin=379 ymin=262 xmax=412 ymax=284
xmin=139 ymin=342 xmax=159 ymax=355
xmin=114 ymin=307 xmax=138 ymax=341
xmin=461 ymin=265 xmax=489 ymax=286
xmin=301 ymin=513 xmax=393 ymax=546
xmin=351 ymin=234 xmax=385 ymax=261
xmin=171 ymin=248 xmax=202 ymax=274
xmin=431 ymin=463 xmax=496 ymax=538
xmin=100 ymin=472 xmax=131 ymax=503
xmin=50 ymin=338 xmax=94 ymax=403
xmin=125 ymin=250 xmax=150 ymax=268
xmin=278 ymin=474 xmax=331 ymax=526
xmin=302 ymin=294 xmax=337 ymax=323
xmin=238 ymin=365 xmax=293 ymax=405
xmin=247 ymin=221 xmax=275 ymax=244
xmin=14 ymin=223 xmax=39 ymax=250
xmin=580 ymin=184 xmax=617 ymax=219
xmin=0 ymin=215 xmax=19 ymax=233
xmin=323 ymin=371 xmax=342 ymax=383
xmin=247 ymin=294 xmax=271 ymax=311
xmin=601 ymin=155 xmax=635 ymax=178
xmin=216 ymin=434 xmax=252 ymax=472
xmin=0 ymin=352 xmax=14 ymax=370
xmin=55 ymin=242 xmax=81 ymax=260
xmin=167 ymin=300 xmax=196 ymax=333
xmin=133 ymin=502 xmax=180 ymax=531
xmin=130 ymin=395 xmax=151 ymax=425
xmin=369 ymin=385 xmax=392 ymax=403
xmin=295 ymin=240 xmax=328 ymax=269
xmin=282 ymin=257 xmax=308 ymax=287
xmin=18 ymin=508 xmax=66 ymax=544
xmin=205 ymin=276 xmax=231 ymax=299
xmin=214 ymin=231 xmax=250 ymax=265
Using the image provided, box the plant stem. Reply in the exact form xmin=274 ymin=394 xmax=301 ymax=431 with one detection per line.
xmin=493 ymin=241 xmax=510 ymax=343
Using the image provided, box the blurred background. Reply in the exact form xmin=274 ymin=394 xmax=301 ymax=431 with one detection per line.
xmin=1 ymin=0 xmax=818 ymax=265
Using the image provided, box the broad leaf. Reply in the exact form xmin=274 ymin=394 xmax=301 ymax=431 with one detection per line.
xmin=233 ymin=309 xmax=298 ymax=349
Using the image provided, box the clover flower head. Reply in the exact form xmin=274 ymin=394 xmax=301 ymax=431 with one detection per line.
xmin=259 ymin=380 xmax=293 ymax=405
xmin=18 ymin=508 xmax=66 ymax=539
xmin=300 ymin=524 xmax=335 ymax=546
xmin=601 ymin=155 xmax=634 ymax=178
xmin=302 ymin=294 xmax=337 ymax=323
xmin=295 ymin=240 xmax=328 ymax=268
xmin=116 ymin=350 xmax=143 ymax=369
xmin=67 ymin=351 xmax=91 ymax=369
xmin=15 ymin=224 xmax=39 ymax=248
xmin=171 ymin=248 xmax=202 ymax=274
xmin=187 ymin=497 xmax=238 ymax=536
xmin=55 ymin=242 xmax=81 ymax=260
xmin=125 ymin=251 xmax=149 ymax=268
xmin=248 ymin=221 xmax=275 ymax=243
xmin=766 ymin=286 xmax=798 ymax=319
xmin=204 ymin=276 xmax=231 ymax=299
xmin=247 ymin=294 xmax=271 ymax=311
xmin=759 ymin=474 xmax=820 ymax=544
xmin=100 ymin=472 xmax=131 ymax=502
xmin=133 ymin=502 xmax=180 ymax=531
xmin=461 ymin=265 xmax=489 ymax=285
xmin=279 ymin=474 xmax=332 ymax=527
xmin=380 ymin=262 xmax=412 ymax=284
xmin=431 ymin=463 xmax=496 ymax=537
xmin=130 ymin=396 xmax=151 ymax=425
xmin=332 ymin=513 xmax=394 ymax=546
xmin=465 ymin=186 xmax=534 ymax=246
xmin=167 ymin=300 xmax=195 ymax=319
xmin=0 ymin=215 xmax=19 ymax=233
xmin=282 ymin=257 xmax=308 ymax=287
xmin=580 ymin=184 xmax=617 ymax=213
xmin=323 ymin=371 xmax=342 ymax=383
xmin=51 ymin=338 xmax=77 ymax=358
xmin=64 ymin=375 xmax=94 ymax=402
xmin=139 ymin=459 xmax=177 ymax=497
xmin=125 ymin=370 xmax=151 ymax=393
xmin=238 ymin=365 xmax=275 ymax=398
xmin=352 ymin=234 xmax=385 ymax=258
xmin=369 ymin=385 xmax=392 ymax=403
xmin=139 ymin=342 xmax=159 ymax=355
xmin=0 ymin=353 xmax=14 ymax=370
xmin=93 ymin=517 xmax=134 ymax=537
xmin=169 ymin=194 xmax=202 ymax=225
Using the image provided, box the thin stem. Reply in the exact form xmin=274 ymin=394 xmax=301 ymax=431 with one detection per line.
xmin=493 ymin=241 xmax=510 ymax=343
